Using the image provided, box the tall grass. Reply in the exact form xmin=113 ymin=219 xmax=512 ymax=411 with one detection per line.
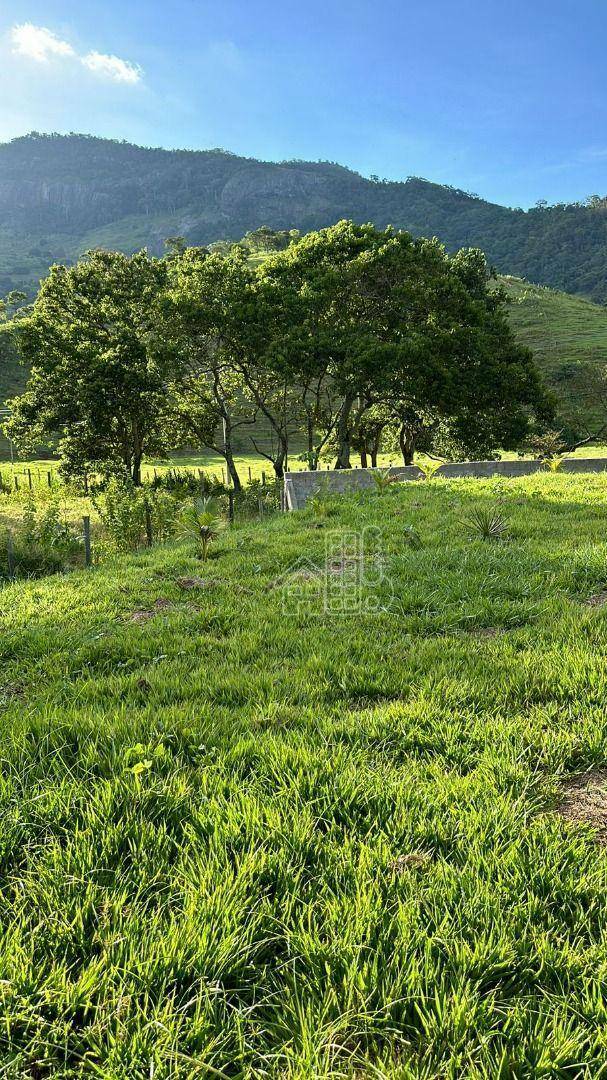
xmin=1 ymin=472 xmax=607 ymax=1074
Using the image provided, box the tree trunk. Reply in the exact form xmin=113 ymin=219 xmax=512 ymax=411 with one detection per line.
xmin=370 ymin=429 xmax=382 ymax=469
xmin=221 ymin=412 xmax=243 ymax=491
xmin=130 ymin=419 xmax=143 ymax=488
xmin=334 ymin=393 xmax=355 ymax=469
xmin=273 ymin=450 xmax=286 ymax=479
xmin=306 ymin=415 xmax=318 ymax=469
xmin=224 ymin=443 xmax=242 ymax=491
xmin=360 ymin=449 xmax=368 ymax=468
xmin=399 ymin=423 xmax=416 ymax=467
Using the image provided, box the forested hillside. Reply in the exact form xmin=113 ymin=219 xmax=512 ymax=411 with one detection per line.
xmin=3 ymin=132 xmax=607 ymax=300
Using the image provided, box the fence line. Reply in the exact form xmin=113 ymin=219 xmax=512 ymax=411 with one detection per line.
xmin=1 ymin=478 xmax=280 ymax=583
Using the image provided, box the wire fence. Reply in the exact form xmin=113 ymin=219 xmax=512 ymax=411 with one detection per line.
xmin=0 ymin=474 xmax=285 ymax=584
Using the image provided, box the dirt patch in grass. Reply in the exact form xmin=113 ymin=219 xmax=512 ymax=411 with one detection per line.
xmin=389 ymin=852 xmax=432 ymax=873
xmin=176 ymin=576 xmax=215 ymax=591
xmin=128 ymin=598 xmax=176 ymax=623
xmin=453 ymin=625 xmax=509 ymax=639
xmin=585 ymin=589 xmax=607 ymax=608
xmin=559 ymin=770 xmax=607 ymax=843
xmin=0 ymin=681 xmax=26 ymax=707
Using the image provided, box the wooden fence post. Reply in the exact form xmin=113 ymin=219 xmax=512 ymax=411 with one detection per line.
xmin=83 ymin=516 xmax=92 ymax=567
xmin=228 ymin=490 xmax=235 ymax=525
xmin=27 ymin=469 xmax=32 ymax=490
xmin=145 ymin=504 xmax=153 ymax=547
xmin=6 ymin=531 xmax=15 ymax=579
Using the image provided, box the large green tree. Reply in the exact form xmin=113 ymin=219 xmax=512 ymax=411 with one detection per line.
xmin=257 ymin=222 xmax=552 ymax=468
xmin=5 ymin=251 xmax=171 ymax=484
xmin=383 ymin=248 xmax=555 ymax=463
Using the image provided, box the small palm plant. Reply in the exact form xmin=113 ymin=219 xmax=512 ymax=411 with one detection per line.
xmin=372 ymin=467 xmax=394 ymax=494
xmin=180 ymin=498 xmax=225 ymax=561
xmin=417 ymin=458 xmax=443 ymax=481
xmin=462 ymin=506 xmax=510 ymax=541
xmin=546 ymin=455 xmax=565 ymax=473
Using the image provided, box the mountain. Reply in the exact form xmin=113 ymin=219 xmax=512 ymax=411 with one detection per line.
xmin=3 ymin=132 xmax=607 ymax=301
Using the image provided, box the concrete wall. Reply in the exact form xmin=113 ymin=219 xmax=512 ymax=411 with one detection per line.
xmin=283 ymin=458 xmax=607 ymax=509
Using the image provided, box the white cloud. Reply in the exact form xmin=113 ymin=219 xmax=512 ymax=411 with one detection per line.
xmin=82 ymin=51 xmax=142 ymax=84
xmin=8 ymin=23 xmax=143 ymax=85
xmin=11 ymin=23 xmax=75 ymax=62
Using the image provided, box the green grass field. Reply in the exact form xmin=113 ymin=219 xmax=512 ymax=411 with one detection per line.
xmin=2 ymin=471 xmax=607 ymax=1074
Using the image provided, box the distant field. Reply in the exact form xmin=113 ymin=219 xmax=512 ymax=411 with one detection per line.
xmin=3 ymin=443 xmax=607 ymax=501
xmin=3 ymin=471 xmax=607 ymax=1071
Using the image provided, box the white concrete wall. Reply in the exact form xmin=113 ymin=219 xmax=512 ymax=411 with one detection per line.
xmin=284 ymin=459 xmax=607 ymax=509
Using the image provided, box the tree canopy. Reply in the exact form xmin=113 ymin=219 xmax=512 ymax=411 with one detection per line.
xmin=5 ymin=250 xmax=172 ymax=483
xmin=4 ymin=222 xmax=552 ymax=484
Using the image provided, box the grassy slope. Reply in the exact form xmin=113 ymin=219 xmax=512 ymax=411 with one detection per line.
xmin=3 ymin=472 xmax=607 ymax=1073
xmin=502 ymin=274 xmax=607 ymax=393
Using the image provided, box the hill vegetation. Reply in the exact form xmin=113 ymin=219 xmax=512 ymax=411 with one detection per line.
xmin=3 ymin=133 xmax=607 ymax=300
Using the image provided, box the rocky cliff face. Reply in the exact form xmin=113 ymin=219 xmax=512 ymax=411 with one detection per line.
xmin=2 ymin=132 xmax=607 ymax=302
xmin=0 ymin=135 xmax=377 ymax=236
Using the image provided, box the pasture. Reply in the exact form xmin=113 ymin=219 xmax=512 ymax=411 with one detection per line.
xmin=2 ymin=471 xmax=607 ymax=1075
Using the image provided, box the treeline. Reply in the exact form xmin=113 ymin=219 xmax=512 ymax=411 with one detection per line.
xmin=3 ymin=222 xmax=552 ymax=487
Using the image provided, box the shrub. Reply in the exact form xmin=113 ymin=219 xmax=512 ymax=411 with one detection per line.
xmin=94 ymin=483 xmax=149 ymax=552
xmin=527 ymin=429 xmax=567 ymax=461
xmin=235 ymin=478 xmax=281 ymax=517
xmin=0 ymin=500 xmax=83 ymax=581
xmin=94 ymin=483 xmax=182 ymax=552
xmin=150 ymin=469 xmax=227 ymax=498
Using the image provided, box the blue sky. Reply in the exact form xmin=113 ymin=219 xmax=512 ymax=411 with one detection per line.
xmin=1 ymin=0 xmax=606 ymax=208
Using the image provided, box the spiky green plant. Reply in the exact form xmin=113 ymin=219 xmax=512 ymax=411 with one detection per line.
xmin=546 ymin=456 xmax=565 ymax=472
xmin=462 ymin=505 xmax=510 ymax=540
xmin=180 ymin=497 xmax=225 ymax=561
